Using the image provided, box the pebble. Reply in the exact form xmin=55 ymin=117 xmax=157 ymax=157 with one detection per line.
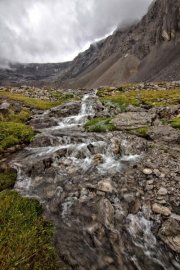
xmin=146 ymin=185 xmax=154 ymax=191
xmin=153 ymin=169 xmax=161 ymax=177
xmin=171 ymin=213 xmax=180 ymax=221
xmin=158 ymin=200 xmax=166 ymax=205
xmin=147 ymin=180 xmax=154 ymax=185
xmin=175 ymin=176 xmax=180 ymax=182
xmin=143 ymin=168 xmax=153 ymax=175
xmin=97 ymin=191 xmax=105 ymax=196
xmin=158 ymin=187 xmax=168 ymax=195
xmin=123 ymin=193 xmax=134 ymax=203
xmin=152 ymin=203 xmax=171 ymax=216
xmin=97 ymin=179 xmax=114 ymax=193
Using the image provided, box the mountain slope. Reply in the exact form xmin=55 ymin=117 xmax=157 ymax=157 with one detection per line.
xmin=0 ymin=0 xmax=179 ymax=88
xmin=58 ymin=0 xmax=180 ymax=88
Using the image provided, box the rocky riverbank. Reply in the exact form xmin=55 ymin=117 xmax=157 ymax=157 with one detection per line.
xmin=0 ymin=82 xmax=180 ymax=269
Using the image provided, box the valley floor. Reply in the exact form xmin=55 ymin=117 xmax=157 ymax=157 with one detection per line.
xmin=0 ymin=82 xmax=180 ymax=269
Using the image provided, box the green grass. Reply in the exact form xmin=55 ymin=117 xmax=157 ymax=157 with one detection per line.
xmin=51 ymin=91 xmax=76 ymax=100
xmin=84 ymin=117 xmax=116 ymax=132
xmin=0 ymin=91 xmax=70 ymax=270
xmin=0 ymin=91 xmax=70 ymax=110
xmin=103 ymin=100 xmax=128 ymax=112
xmin=0 ymin=108 xmax=31 ymax=123
xmin=169 ymin=117 xmax=180 ymax=129
xmin=131 ymin=126 xmax=149 ymax=138
xmin=0 ymin=122 xmax=35 ymax=152
xmin=98 ymin=88 xmax=180 ymax=108
xmin=0 ymin=170 xmax=17 ymax=191
xmin=0 ymin=191 xmax=68 ymax=270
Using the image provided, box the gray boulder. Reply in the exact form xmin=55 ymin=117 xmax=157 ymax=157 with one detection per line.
xmin=112 ymin=112 xmax=154 ymax=130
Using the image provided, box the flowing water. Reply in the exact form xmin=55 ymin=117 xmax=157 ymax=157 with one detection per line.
xmin=12 ymin=92 xmax=180 ymax=270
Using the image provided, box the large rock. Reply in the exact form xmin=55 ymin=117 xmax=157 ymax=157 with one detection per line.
xmin=0 ymin=100 xmax=10 ymax=114
xmin=29 ymin=117 xmax=58 ymax=129
xmin=150 ymin=105 xmax=180 ymax=120
xmin=49 ymin=101 xmax=81 ymax=118
xmin=30 ymin=134 xmax=60 ymax=147
xmin=112 ymin=112 xmax=155 ymax=130
xmin=110 ymin=138 xmax=122 ymax=155
xmin=148 ymin=125 xmax=180 ymax=143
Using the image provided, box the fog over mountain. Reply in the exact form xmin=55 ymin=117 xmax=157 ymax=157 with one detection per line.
xmin=0 ymin=0 xmax=152 ymax=65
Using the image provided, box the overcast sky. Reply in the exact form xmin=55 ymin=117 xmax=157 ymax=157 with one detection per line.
xmin=0 ymin=0 xmax=152 ymax=66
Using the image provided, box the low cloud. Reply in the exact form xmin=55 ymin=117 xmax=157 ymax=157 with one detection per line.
xmin=0 ymin=0 xmax=152 ymax=65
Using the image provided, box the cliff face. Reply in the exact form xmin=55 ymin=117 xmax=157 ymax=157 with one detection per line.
xmin=0 ymin=0 xmax=180 ymax=87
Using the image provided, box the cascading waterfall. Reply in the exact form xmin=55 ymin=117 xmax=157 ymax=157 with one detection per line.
xmin=12 ymin=92 xmax=180 ymax=270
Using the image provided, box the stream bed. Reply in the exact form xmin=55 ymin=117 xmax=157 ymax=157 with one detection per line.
xmin=11 ymin=92 xmax=180 ymax=270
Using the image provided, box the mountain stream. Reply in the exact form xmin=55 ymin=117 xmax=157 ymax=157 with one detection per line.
xmin=11 ymin=92 xmax=180 ymax=270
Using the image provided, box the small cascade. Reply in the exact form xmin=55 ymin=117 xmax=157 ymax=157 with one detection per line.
xmin=44 ymin=93 xmax=96 ymax=131
xmin=127 ymin=209 xmax=178 ymax=270
xmin=12 ymin=91 xmax=180 ymax=270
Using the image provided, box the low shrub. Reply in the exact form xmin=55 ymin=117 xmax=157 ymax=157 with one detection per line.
xmin=0 ymin=122 xmax=35 ymax=152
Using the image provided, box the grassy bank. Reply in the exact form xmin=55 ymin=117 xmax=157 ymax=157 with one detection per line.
xmin=0 ymin=91 xmax=70 ymax=269
xmin=0 ymin=91 xmax=74 ymax=110
xmin=0 ymin=191 xmax=68 ymax=270
xmin=98 ymin=88 xmax=180 ymax=109
xmin=0 ymin=170 xmax=17 ymax=191
xmin=0 ymin=121 xmax=35 ymax=153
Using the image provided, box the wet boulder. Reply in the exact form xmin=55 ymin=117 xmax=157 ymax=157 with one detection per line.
xmin=49 ymin=101 xmax=81 ymax=118
xmin=110 ymin=138 xmax=122 ymax=156
xmin=99 ymin=198 xmax=114 ymax=226
xmin=29 ymin=117 xmax=58 ymax=129
xmin=30 ymin=134 xmax=60 ymax=147
xmin=93 ymin=154 xmax=103 ymax=165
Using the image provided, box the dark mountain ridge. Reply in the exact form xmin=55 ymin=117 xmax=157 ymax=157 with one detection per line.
xmin=0 ymin=0 xmax=180 ymax=88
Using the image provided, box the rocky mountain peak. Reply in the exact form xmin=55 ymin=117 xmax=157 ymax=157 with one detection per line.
xmin=146 ymin=0 xmax=180 ymax=42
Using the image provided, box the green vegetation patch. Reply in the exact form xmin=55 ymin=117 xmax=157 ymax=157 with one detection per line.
xmin=0 ymin=170 xmax=17 ymax=191
xmin=130 ymin=126 xmax=149 ymax=138
xmin=98 ymin=88 xmax=180 ymax=108
xmin=0 ymin=191 xmax=68 ymax=270
xmin=0 ymin=108 xmax=31 ymax=123
xmin=0 ymin=91 xmax=70 ymax=110
xmin=84 ymin=117 xmax=116 ymax=132
xmin=0 ymin=122 xmax=35 ymax=152
xmin=169 ymin=117 xmax=180 ymax=130
xmin=51 ymin=91 xmax=77 ymax=100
